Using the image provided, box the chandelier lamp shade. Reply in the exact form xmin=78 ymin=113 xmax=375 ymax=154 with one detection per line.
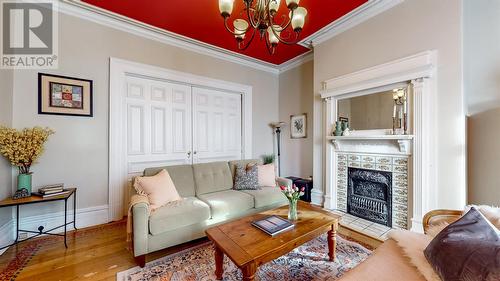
xmin=218 ymin=0 xmax=308 ymax=54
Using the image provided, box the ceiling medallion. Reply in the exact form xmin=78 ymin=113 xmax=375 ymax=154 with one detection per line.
xmin=218 ymin=0 xmax=307 ymax=55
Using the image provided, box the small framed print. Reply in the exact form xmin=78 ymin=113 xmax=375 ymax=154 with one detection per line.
xmin=290 ymin=113 xmax=307 ymax=139
xmin=38 ymin=73 xmax=93 ymax=117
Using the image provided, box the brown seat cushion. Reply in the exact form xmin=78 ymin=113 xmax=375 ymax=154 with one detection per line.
xmin=424 ymin=207 xmax=500 ymax=281
xmin=340 ymin=239 xmax=426 ymax=281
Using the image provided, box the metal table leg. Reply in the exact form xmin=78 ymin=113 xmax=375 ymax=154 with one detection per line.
xmin=64 ymin=198 xmax=67 ymax=248
xmin=14 ymin=205 xmax=19 ymax=243
xmin=73 ymin=191 xmax=77 ymax=230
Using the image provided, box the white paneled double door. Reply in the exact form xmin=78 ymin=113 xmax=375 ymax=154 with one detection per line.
xmin=125 ymin=76 xmax=242 ymax=175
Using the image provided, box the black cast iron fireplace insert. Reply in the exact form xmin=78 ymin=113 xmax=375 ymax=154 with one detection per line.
xmin=347 ymin=167 xmax=392 ymax=227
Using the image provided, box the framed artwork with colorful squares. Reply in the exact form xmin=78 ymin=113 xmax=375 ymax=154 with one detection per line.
xmin=38 ymin=73 xmax=93 ymax=117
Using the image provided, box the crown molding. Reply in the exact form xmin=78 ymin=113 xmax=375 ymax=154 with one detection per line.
xmin=298 ymin=0 xmax=405 ymax=48
xmin=59 ymin=0 xmax=402 ymax=74
xmin=278 ymin=51 xmax=314 ymax=73
xmin=59 ymin=0 xmax=281 ymax=74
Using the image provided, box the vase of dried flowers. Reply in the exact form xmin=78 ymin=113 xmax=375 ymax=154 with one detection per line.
xmin=280 ymin=184 xmax=305 ymax=221
xmin=0 ymin=126 xmax=54 ymax=194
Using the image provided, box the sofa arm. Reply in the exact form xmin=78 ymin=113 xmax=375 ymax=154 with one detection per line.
xmin=131 ymin=196 xmax=149 ymax=257
xmin=276 ymin=177 xmax=292 ymax=188
xmin=422 ymin=209 xmax=462 ymax=234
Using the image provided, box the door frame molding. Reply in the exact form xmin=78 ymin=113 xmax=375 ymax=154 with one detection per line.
xmin=109 ymin=57 xmax=253 ymax=221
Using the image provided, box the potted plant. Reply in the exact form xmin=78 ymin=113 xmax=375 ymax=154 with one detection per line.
xmin=262 ymin=154 xmax=275 ymax=165
xmin=0 ymin=126 xmax=54 ymax=194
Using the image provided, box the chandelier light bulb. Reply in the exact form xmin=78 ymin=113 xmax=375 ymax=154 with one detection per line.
xmin=233 ymin=19 xmax=249 ymax=40
xmin=219 ymin=0 xmax=235 ymax=17
xmin=285 ymin=0 xmax=300 ymax=9
xmin=290 ymin=7 xmax=307 ymax=32
xmin=269 ymin=0 xmax=281 ymax=14
xmin=267 ymin=25 xmax=281 ymax=45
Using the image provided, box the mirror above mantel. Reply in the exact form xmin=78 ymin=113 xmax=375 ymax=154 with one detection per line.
xmin=335 ymin=82 xmax=413 ymax=136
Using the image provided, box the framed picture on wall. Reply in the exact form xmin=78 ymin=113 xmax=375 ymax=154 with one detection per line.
xmin=290 ymin=113 xmax=307 ymax=139
xmin=38 ymin=73 xmax=93 ymax=117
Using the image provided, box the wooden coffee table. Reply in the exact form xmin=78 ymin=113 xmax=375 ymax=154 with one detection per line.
xmin=205 ymin=201 xmax=340 ymax=281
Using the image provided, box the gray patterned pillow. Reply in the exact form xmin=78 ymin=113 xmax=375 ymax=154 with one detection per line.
xmin=233 ymin=164 xmax=259 ymax=190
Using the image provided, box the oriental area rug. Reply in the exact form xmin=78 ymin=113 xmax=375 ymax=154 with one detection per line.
xmin=117 ymin=234 xmax=371 ymax=281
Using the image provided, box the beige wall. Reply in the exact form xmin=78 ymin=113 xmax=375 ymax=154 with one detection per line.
xmin=0 ymin=69 xmax=13 ymax=225
xmin=279 ymin=61 xmax=313 ymax=178
xmin=465 ymin=0 xmax=500 ymax=206
xmin=11 ymin=12 xmax=279 ymax=217
xmin=313 ymin=0 xmax=466 ymax=210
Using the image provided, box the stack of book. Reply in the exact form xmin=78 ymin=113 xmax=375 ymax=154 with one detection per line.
xmin=33 ymin=184 xmax=69 ymax=198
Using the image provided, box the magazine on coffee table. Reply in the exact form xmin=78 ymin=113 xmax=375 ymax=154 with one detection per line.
xmin=251 ymin=215 xmax=294 ymax=236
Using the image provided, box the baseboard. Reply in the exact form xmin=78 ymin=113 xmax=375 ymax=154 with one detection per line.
xmin=0 ymin=204 xmax=109 ymax=250
xmin=0 ymin=219 xmax=15 ymax=255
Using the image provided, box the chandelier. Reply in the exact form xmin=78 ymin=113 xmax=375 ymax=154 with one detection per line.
xmin=218 ymin=0 xmax=308 ymax=54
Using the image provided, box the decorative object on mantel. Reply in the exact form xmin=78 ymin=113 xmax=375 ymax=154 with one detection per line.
xmin=38 ymin=73 xmax=93 ymax=117
xmin=270 ymin=121 xmax=285 ymax=176
xmin=341 ymin=121 xmax=351 ymax=136
xmin=290 ymin=113 xmax=307 ymax=139
xmin=392 ymin=87 xmax=408 ymax=135
xmin=12 ymin=188 xmax=30 ymax=200
xmin=262 ymin=154 xmax=276 ymax=165
xmin=279 ymin=184 xmax=305 ymax=220
xmin=0 ymin=126 xmax=54 ymax=195
xmin=334 ymin=121 xmax=343 ymax=136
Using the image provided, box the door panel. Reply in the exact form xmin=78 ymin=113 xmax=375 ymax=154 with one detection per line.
xmin=125 ymin=76 xmax=192 ymax=181
xmin=192 ymin=87 xmax=242 ymax=163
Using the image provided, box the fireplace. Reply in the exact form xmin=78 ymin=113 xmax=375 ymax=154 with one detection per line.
xmin=347 ymin=168 xmax=392 ymax=227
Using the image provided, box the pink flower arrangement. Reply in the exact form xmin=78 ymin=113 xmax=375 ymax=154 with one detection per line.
xmin=280 ymin=184 xmax=305 ymax=201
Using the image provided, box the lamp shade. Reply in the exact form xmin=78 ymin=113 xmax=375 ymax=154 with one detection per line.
xmin=234 ymin=19 xmax=249 ymax=39
xmin=290 ymin=7 xmax=307 ymax=31
xmin=219 ymin=0 xmax=234 ymax=16
xmin=285 ymin=0 xmax=300 ymax=9
xmin=267 ymin=25 xmax=281 ymax=45
xmin=269 ymin=0 xmax=281 ymax=13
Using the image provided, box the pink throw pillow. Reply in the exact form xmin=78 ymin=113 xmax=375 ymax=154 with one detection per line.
xmin=258 ymin=164 xmax=276 ymax=187
xmin=134 ymin=169 xmax=182 ymax=209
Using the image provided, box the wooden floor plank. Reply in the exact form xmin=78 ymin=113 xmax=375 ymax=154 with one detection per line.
xmin=0 ymin=218 xmax=380 ymax=280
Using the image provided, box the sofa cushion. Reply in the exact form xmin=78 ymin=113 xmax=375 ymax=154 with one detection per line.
xmin=143 ymin=164 xmax=196 ymax=197
xmin=233 ymin=164 xmax=259 ymax=190
xmin=134 ymin=169 xmax=182 ymax=210
xmin=424 ymin=207 xmax=500 ymax=281
xmin=257 ymin=164 xmax=276 ymax=187
xmin=148 ymin=197 xmax=210 ymax=235
xmin=241 ymin=186 xmax=288 ymax=208
xmin=198 ymin=190 xmax=254 ymax=219
xmin=229 ymin=159 xmax=262 ymax=179
xmin=193 ymin=162 xmax=233 ymax=195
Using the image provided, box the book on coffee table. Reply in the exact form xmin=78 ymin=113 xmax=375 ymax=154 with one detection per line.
xmin=251 ymin=215 xmax=294 ymax=236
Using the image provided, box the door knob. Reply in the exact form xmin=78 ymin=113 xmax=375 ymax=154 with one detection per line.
xmin=187 ymin=151 xmax=191 ymax=157
xmin=193 ymin=151 xmax=197 ymax=155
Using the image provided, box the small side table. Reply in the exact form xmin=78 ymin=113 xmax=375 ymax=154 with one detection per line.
xmin=0 ymin=188 xmax=77 ymax=250
xmin=286 ymin=177 xmax=313 ymax=202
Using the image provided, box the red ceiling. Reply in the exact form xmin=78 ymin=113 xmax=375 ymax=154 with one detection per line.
xmin=82 ymin=0 xmax=367 ymax=65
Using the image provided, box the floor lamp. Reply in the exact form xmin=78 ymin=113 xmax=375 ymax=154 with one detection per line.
xmin=271 ymin=122 xmax=285 ymax=177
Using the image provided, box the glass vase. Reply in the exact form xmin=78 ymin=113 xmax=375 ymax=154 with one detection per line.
xmin=17 ymin=173 xmax=32 ymax=194
xmin=288 ymin=199 xmax=298 ymax=221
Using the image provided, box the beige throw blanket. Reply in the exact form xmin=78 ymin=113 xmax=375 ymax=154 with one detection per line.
xmin=126 ymin=194 xmax=150 ymax=253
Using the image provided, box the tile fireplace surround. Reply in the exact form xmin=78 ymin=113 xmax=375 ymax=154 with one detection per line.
xmin=336 ymin=152 xmax=409 ymax=230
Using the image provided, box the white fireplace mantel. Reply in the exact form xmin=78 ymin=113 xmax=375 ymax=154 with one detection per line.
xmin=320 ymin=51 xmax=438 ymax=233
xmin=327 ymin=135 xmax=414 ymax=154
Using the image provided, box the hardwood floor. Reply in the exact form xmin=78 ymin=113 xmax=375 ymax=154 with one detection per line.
xmin=0 ymin=219 xmax=381 ymax=281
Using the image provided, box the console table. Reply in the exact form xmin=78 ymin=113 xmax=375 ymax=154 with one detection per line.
xmin=0 ymin=188 xmax=77 ymax=250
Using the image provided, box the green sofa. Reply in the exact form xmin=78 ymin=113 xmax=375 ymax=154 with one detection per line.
xmin=131 ymin=159 xmax=291 ymax=267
